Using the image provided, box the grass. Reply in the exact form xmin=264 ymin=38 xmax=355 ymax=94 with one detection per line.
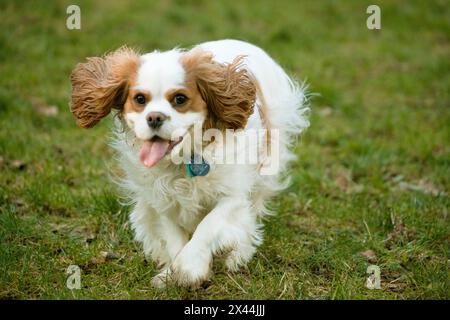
xmin=0 ymin=0 xmax=449 ymax=299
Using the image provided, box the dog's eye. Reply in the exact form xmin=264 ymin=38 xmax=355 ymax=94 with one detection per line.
xmin=172 ymin=94 xmax=188 ymax=106
xmin=135 ymin=94 xmax=146 ymax=105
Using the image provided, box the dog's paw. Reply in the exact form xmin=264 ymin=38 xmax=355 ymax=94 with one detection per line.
xmin=225 ymin=245 xmax=256 ymax=272
xmin=151 ymin=269 xmax=173 ymax=289
xmin=171 ymin=245 xmax=212 ymax=287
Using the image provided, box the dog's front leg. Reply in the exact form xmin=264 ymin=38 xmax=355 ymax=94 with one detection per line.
xmin=171 ymin=196 xmax=257 ymax=287
xmin=130 ymin=200 xmax=189 ymax=288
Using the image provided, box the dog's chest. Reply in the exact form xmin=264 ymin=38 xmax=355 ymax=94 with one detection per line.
xmin=131 ymin=162 xmax=221 ymax=220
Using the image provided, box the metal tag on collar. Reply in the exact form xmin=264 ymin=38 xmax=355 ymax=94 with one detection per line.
xmin=186 ymin=154 xmax=210 ymax=177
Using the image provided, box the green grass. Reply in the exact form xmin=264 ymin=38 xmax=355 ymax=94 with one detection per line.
xmin=0 ymin=0 xmax=449 ymax=299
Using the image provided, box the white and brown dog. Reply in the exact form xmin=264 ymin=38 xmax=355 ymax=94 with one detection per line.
xmin=70 ymin=39 xmax=309 ymax=287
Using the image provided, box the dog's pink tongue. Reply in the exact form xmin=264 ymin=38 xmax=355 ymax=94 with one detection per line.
xmin=139 ymin=138 xmax=170 ymax=168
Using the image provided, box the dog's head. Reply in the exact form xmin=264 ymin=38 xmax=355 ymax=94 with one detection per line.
xmin=70 ymin=47 xmax=256 ymax=167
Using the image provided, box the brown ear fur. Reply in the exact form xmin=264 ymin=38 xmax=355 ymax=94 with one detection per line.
xmin=70 ymin=47 xmax=139 ymax=128
xmin=182 ymin=50 xmax=256 ymax=130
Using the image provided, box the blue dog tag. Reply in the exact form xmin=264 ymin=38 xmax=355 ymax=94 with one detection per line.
xmin=186 ymin=155 xmax=210 ymax=177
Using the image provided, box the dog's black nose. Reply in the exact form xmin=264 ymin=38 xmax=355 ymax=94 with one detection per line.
xmin=146 ymin=112 xmax=167 ymax=129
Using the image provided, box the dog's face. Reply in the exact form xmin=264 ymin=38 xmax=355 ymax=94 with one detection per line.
xmin=70 ymin=47 xmax=256 ymax=167
xmin=124 ymin=50 xmax=205 ymax=142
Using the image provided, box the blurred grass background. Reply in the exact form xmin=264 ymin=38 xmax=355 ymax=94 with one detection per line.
xmin=0 ymin=0 xmax=448 ymax=299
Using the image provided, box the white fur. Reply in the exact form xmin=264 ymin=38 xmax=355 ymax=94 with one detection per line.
xmin=111 ymin=39 xmax=309 ymax=287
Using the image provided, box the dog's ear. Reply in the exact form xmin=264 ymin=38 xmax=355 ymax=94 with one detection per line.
xmin=70 ymin=47 xmax=139 ymax=128
xmin=182 ymin=50 xmax=256 ymax=130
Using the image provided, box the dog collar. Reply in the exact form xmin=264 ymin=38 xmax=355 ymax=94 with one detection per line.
xmin=186 ymin=155 xmax=210 ymax=177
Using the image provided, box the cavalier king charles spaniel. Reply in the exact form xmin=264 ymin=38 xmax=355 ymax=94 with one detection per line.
xmin=70 ymin=39 xmax=309 ymax=287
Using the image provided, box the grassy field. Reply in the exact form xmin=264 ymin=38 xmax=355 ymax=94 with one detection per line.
xmin=0 ymin=0 xmax=449 ymax=299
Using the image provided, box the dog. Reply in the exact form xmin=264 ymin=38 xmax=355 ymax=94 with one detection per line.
xmin=70 ymin=39 xmax=309 ymax=287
